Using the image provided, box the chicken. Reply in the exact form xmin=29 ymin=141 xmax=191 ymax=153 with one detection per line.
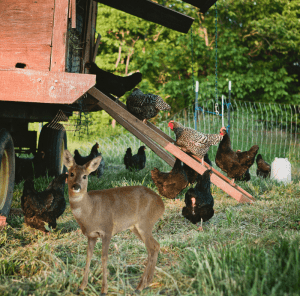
xmin=256 ymin=154 xmax=271 ymax=178
xmin=85 ymin=62 xmax=142 ymax=98
xmin=151 ymin=158 xmax=189 ymax=199
xmin=235 ymin=169 xmax=251 ymax=182
xmin=126 ymin=88 xmax=171 ymax=123
xmin=124 ymin=148 xmax=133 ymax=170
xmin=74 ymin=143 xmax=105 ymax=178
xmin=182 ymin=153 xmax=212 ymax=185
xmin=21 ymin=173 xmax=67 ymax=232
xmin=127 ymin=146 xmax=146 ymax=171
xmin=15 ymin=150 xmax=46 ymax=183
xmin=168 ymin=120 xmax=225 ymax=167
xmin=182 ymin=170 xmax=214 ymax=229
xmin=215 ymin=130 xmax=259 ymax=185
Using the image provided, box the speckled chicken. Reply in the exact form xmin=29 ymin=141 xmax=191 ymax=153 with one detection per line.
xmin=168 ymin=120 xmax=225 ymax=166
xmin=126 ymin=88 xmax=171 ymax=123
xmin=215 ymin=130 xmax=259 ymax=184
xmin=182 ymin=170 xmax=214 ymax=229
xmin=151 ymin=158 xmax=189 ymax=199
xmin=21 ymin=173 xmax=67 ymax=232
xmin=74 ymin=143 xmax=105 ymax=178
xmin=182 ymin=153 xmax=212 ymax=185
xmin=256 ymin=154 xmax=271 ymax=178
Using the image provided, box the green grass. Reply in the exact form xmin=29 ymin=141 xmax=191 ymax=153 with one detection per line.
xmin=1 ymin=134 xmax=300 ymax=296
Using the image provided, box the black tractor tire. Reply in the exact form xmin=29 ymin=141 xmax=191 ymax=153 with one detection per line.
xmin=0 ymin=129 xmax=15 ymax=216
xmin=38 ymin=123 xmax=67 ymax=177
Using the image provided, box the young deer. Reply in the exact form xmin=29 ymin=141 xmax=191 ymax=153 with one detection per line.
xmin=63 ymin=150 xmax=165 ymax=295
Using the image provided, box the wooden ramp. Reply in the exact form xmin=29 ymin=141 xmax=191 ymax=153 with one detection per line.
xmin=87 ymin=87 xmax=255 ymax=203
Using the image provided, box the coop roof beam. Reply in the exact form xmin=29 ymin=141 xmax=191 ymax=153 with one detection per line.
xmin=95 ymin=0 xmax=194 ymax=34
xmin=183 ymin=0 xmax=218 ymax=14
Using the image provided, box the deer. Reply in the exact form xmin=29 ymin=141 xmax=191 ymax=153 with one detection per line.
xmin=63 ymin=150 xmax=165 ymax=295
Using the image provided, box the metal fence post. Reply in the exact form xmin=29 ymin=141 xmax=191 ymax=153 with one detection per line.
xmin=194 ymin=81 xmax=199 ymax=130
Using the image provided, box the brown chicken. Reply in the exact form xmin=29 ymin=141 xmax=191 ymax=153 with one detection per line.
xmin=168 ymin=120 xmax=225 ymax=167
xmin=256 ymin=154 xmax=271 ymax=178
xmin=126 ymin=88 xmax=171 ymax=123
xmin=21 ymin=173 xmax=67 ymax=232
xmin=215 ymin=131 xmax=259 ymax=184
xmin=182 ymin=170 xmax=214 ymax=230
xmin=182 ymin=153 xmax=212 ymax=185
xmin=151 ymin=158 xmax=188 ymax=199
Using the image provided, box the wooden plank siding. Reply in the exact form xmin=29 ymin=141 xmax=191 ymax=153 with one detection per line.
xmin=50 ymin=0 xmax=69 ymax=71
xmin=0 ymin=0 xmax=54 ymax=71
xmin=0 ymin=69 xmax=96 ymax=104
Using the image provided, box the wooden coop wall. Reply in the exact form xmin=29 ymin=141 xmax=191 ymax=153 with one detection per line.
xmin=0 ymin=0 xmax=55 ymax=71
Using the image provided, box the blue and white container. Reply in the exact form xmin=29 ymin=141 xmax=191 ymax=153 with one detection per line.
xmin=271 ymin=157 xmax=292 ymax=185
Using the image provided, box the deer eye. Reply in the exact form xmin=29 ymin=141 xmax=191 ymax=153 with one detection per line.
xmin=70 ymin=172 xmax=74 ymax=177
xmin=83 ymin=175 xmax=87 ymax=179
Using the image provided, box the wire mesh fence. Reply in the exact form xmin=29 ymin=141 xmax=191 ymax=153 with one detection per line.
xmin=157 ymin=98 xmax=300 ymax=165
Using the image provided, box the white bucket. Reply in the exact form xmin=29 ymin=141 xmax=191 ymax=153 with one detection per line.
xmin=270 ymin=157 xmax=292 ymax=185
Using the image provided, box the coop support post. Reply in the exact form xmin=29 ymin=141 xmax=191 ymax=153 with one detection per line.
xmin=228 ymin=81 xmax=231 ymax=136
xmin=194 ymin=81 xmax=199 ymax=130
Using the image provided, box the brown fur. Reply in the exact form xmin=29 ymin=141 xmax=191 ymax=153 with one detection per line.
xmin=63 ymin=150 xmax=165 ymax=295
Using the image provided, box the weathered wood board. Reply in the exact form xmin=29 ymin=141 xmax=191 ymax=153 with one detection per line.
xmin=0 ymin=69 xmax=96 ymax=104
xmin=0 ymin=0 xmax=54 ymax=71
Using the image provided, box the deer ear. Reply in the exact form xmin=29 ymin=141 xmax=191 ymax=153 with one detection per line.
xmin=85 ymin=156 xmax=102 ymax=174
xmin=63 ymin=150 xmax=75 ymax=170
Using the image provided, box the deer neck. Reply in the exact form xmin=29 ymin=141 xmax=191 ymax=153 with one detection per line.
xmin=68 ymin=190 xmax=92 ymax=220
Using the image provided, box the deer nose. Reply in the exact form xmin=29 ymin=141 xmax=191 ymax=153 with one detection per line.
xmin=72 ymin=184 xmax=81 ymax=192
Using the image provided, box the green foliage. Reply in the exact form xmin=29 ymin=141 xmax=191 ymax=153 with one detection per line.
xmin=95 ymin=0 xmax=300 ymax=114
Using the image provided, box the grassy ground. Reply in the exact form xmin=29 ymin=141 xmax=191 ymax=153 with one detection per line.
xmin=1 ymin=136 xmax=300 ymax=296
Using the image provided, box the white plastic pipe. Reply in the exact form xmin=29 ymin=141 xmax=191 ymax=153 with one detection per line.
xmin=222 ymin=95 xmax=224 ymax=127
xmin=195 ymin=81 xmax=199 ymax=93
xmin=229 ymin=81 xmax=231 ymax=91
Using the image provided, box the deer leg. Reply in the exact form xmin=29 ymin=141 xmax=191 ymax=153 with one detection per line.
xmin=135 ymin=226 xmax=160 ymax=293
xmin=100 ymin=234 xmax=112 ymax=296
xmin=78 ymin=237 xmax=98 ymax=293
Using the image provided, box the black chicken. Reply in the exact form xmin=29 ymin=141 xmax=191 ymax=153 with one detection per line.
xmin=74 ymin=143 xmax=105 ymax=178
xmin=21 ymin=173 xmax=67 ymax=232
xmin=15 ymin=150 xmax=47 ymax=184
xmin=124 ymin=148 xmax=133 ymax=170
xmin=256 ymin=154 xmax=271 ymax=178
xmin=126 ymin=88 xmax=171 ymax=123
xmin=182 ymin=170 xmax=214 ymax=227
xmin=126 ymin=146 xmax=146 ymax=171
xmin=151 ymin=158 xmax=189 ymax=199
xmin=85 ymin=62 xmax=142 ymax=98
xmin=215 ymin=131 xmax=259 ymax=185
xmin=182 ymin=153 xmax=212 ymax=185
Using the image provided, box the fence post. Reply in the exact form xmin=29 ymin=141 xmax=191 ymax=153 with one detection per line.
xmin=228 ymin=81 xmax=231 ymax=137
xmin=194 ymin=81 xmax=199 ymax=130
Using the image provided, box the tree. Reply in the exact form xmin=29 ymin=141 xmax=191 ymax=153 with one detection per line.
xmin=95 ymin=0 xmax=300 ymax=115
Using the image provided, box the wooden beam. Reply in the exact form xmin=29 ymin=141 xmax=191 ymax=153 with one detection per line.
xmin=96 ymin=0 xmax=194 ymax=34
xmin=71 ymin=0 xmax=76 ymax=28
xmin=183 ymin=0 xmax=218 ymax=14
xmin=93 ymin=34 xmax=101 ymax=62
xmin=88 ymin=87 xmax=254 ymax=203
xmin=50 ymin=0 xmax=69 ymax=71
xmin=0 ymin=69 xmax=96 ymax=104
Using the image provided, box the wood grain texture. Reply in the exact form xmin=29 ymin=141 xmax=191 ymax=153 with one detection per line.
xmin=0 ymin=0 xmax=54 ymax=70
xmin=88 ymin=87 xmax=254 ymax=204
xmin=0 ymin=69 xmax=96 ymax=104
xmin=50 ymin=0 xmax=69 ymax=71
xmin=97 ymin=0 xmax=194 ymax=34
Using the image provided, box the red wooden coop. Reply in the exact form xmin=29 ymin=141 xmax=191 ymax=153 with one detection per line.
xmin=0 ymin=0 xmax=252 ymax=219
